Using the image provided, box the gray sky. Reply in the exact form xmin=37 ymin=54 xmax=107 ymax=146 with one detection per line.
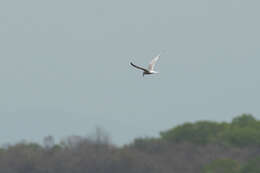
xmin=0 ymin=0 xmax=260 ymax=145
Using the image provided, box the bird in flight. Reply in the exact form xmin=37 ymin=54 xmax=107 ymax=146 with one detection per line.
xmin=130 ymin=54 xmax=160 ymax=77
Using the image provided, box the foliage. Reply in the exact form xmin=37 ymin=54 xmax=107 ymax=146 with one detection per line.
xmin=160 ymin=121 xmax=228 ymax=144
xmin=202 ymin=159 xmax=240 ymax=173
xmin=240 ymin=157 xmax=260 ymax=173
xmin=160 ymin=114 xmax=260 ymax=147
xmin=232 ymin=114 xmax=256 ymax=127
xmin=0 ymin=114 xmax=259 ymax=173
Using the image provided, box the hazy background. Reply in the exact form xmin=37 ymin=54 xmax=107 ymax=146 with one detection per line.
xmin=0 ymin=0 xmax=259 ymax=145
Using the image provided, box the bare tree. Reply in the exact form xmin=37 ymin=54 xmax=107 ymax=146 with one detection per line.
xmin=43 ymin=135 xmax=55 ymax=149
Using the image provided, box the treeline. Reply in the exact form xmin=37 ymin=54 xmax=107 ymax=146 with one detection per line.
xmin=1 ymin=114 xmax=260 ymax=173
xmin=160 ymin=113 xmax=260 ymax=147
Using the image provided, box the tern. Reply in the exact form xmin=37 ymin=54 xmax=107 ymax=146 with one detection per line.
xmin=130 ymin=54 xmax=160 ymax=77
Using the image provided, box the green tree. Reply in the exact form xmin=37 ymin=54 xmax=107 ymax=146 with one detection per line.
xmin=219 ymin=114 xmax=260 ymax=147
xmin=202 ymin=159 xmax=240 ymax=173
xmin=240 ymin=157 xmax=260 ymax=173
xmin=160 ymin=114 xmax=260 ymax=147
xmin=160 ymin=121 xmax=227 ymax=144
xmin=231 ymin=114 xmax=256 ymax=127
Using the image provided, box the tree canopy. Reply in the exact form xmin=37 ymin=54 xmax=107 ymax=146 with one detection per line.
xmin=159 ymin=114 xmax=260 ymax=147
xmin=0 ymin=114 xmax=260 ymax=173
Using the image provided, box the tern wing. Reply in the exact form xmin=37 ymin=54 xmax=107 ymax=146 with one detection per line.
xmin=130 ymin=62 xmax=149 ymax=72
xmin=148 ymin=55 xmax=160 ymax=71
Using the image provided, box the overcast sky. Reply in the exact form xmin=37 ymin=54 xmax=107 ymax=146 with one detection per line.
xmin=0 ymin=0 xmax=260 ymax=145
